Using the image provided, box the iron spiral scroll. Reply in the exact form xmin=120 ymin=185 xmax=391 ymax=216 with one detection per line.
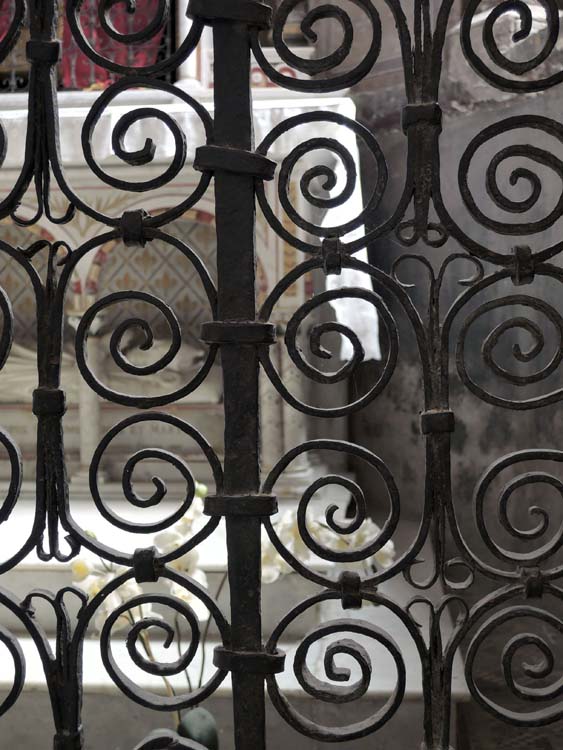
xmin=0 ymin=0 xmax=561 ymax=748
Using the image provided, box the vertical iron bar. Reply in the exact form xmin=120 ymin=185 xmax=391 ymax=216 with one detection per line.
xmin=212 ymin=17 xmax=265 ymax=750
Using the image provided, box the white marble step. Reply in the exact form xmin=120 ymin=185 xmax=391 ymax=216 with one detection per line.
xmin=0 ymin=595 xmax=468 ymax=701
xmin=0 ymin=620 xmax=465 ymax=750
xmin=0 ymin=493 xmax=329 ymax=637
xmin=0 ymin=491 xmax=237 ymax=573
xmin=0 ymin=499 xmax=468 ymax=708
xmin=0 ymin=548 xmax=469 ymax=749
xmin=0 ymin=475 xmax=355 ymax=637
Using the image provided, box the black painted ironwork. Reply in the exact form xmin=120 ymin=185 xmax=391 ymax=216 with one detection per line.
xmin=0 ymin=0 xmax=177 ymax=91
xmin=0 ymin=0 xmax=561 ymax=748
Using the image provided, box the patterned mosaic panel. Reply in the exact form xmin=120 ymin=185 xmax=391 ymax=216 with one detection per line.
xmin=94 ymin=217 xmax=217 ymax=347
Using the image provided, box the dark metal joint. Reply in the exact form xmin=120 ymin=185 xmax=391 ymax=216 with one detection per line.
xmin=187 ymin=0 xmax=272 ymax=28
xmin=511 ymin=245 xmax=534 ymax=286
xmin=321 ymin=237 xmax=343 ymax=276
xmin=520 ymin=566 xmax=544 ymax=598
xmin=200 ymin=321 xmax=277 ymax=345
xmin=194 ymin=145 xmax=276 ymax=180
xmin=339 ymin=570 xmax=363 ymax=610
xmin=401 ymin=103 xmax=442 ymax=134
xmin=133 ymin=546 xmax=163 ymax=583
xmin=26 ymin=40 xmax=61 ymax=64
xmin=420 ymin=409 xmax=455 ymax=435
xmin=53 ymin=728 xmax=83 ymax=750
xmin=32 ymin=388 xmax=66 ymax=418
xmin=213 ymin=646 xmax=286 ymax=674
xmin=120 ymin=210 xmax=149 ymax=247
xmin=204 ymin=494 xmax=278 ymax=517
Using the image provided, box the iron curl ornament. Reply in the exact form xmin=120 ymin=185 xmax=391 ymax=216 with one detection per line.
xmin=262 ymin=439 xmax=401 ymax=587
xmin=265 ymin=591 xmax=410 ymax=742
xmin=456 ymin=115 xmax=563 ymax=263
xmin=95 ymin=574 xmax=230 ymax=711
xmin=250 ymin=0 xmax=383 ymax=92
xmin=0 ymin=0 xmax=563 ymax=748
xmin=255 ymin=110 xmax=388 ymax=254
xmin=461 ymin=0 xmax=563 ymax=92
xmin=66 ymin=0 xmax=204 ymax=77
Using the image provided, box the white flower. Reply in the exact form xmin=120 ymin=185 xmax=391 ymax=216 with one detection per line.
xmin=167 ymin=571 xmax=209 ymax=622
xmin=92 ymin=581 xmax=155 ymax=635
xmin=71 ymin=558 xmax=93 ymax=582
xmin=71 ymin=553 xmax=109 ymax=582
xmin=153 ymin=501 xmax=209 ymax=620
xmin=72 ymin=557 xmax=160 ymax=634
xmin=154 ymin=498 xmax=206 ymax=552
xmin=154 ymin=510 xmax=206 ymax=578
xmin=373 ymin=538 xmax=396 ymax=570
xmin=194 ymin=482 xmax=208 ymax=499
xmin=261 ymin=529 xmax=292 ymax=584
xmin=261 ymin=511 xmax=396 ymax=584
xmin=321 ymin=517 xmax=396 ymax=573
xmin=70 ymin=491 xmax=212 ymax=636
xmin=347 ymin=518 xmax=396 ymax=571
xmin=262 ymin=510 xmax=327 ymax=584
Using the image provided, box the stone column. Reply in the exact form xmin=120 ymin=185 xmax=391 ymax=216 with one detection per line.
xmin=175 ymin=0 xmax=209 ymax=90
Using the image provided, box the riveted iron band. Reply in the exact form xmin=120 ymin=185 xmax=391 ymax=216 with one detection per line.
xmin=213 ymin=646 xmax=286 ymax=674
xmin=339 ymin=570 xmax=363 ymax=610
xmin=201 ymin=321 xmax=277 ymax=345
xmin=32 ymin=388 xmax=66 ymax=418
xmin=420 ymin=410 xmax=455 ymax=435
xmin=187 ymin=0 xmax=271 ymax=29
xmin=120 ymin=210 xmax=149 ymax=247
xmin=520 ymin=567 xmax=544 ymax=599
xmin=54 ymin=729 xmax=83 ymax=750
xmin=194 ymin=146 xmax=276 ymax=180
xmin=26 ymin=40 xmax=61 ymax=63
xmin=321 ymin=237 xmax=343 ymax=275
xmin=401 ymin=103 xmax=442 ymax=133
xmin=511 ymin=245 xmax=535 ymax=286
xmin=133 ymin=546 xmax=163 ymax=583
xmin=204 ymin=494 xmax=278 ymax=517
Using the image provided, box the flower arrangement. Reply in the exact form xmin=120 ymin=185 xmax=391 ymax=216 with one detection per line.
xmin=72 ymin=482 xmax=210 ymax=632
xmin=261 ymin=509 xmax=395 ymax=584
xmin=72 ymin=484 xmax=395 ymax=747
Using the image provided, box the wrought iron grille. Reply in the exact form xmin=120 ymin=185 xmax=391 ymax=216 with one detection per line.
xmin=0 ymin=0 xmax=562 ymax=748
xmin=0 ymin=0 xmax=177 ymax=91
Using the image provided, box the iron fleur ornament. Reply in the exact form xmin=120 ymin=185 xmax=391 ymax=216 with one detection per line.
xmin=0 ymin=0 xmax=562 ymax=748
